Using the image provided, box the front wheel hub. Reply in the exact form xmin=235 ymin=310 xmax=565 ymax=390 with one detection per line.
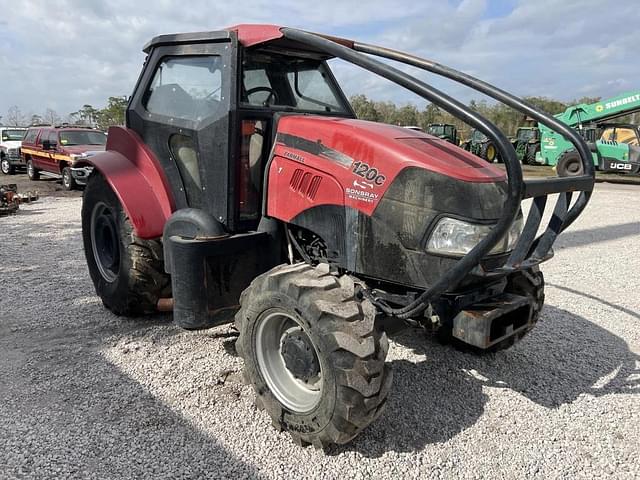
xmin=281 ymin=328 xmax=320 ymax=383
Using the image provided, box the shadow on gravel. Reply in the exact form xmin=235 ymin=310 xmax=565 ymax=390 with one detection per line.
xmin=0 ymin=323 xmax=262 ymax=479
xmin=555 ymin=221 xmax=640 ymax=249
xmin=336 ymin=305 xmax=639 ymax=458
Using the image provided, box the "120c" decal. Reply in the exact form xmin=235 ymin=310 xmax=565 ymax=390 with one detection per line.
xmin=352 ymin=161 xmax=386 ymax=185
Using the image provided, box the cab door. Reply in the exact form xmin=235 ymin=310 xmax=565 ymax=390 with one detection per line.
xmin=127 ymin=32 xmax=237 ymax=228
xmin=43 ymin=130 xmax=60 ymax=172
xmin=32 ymin=129 xmax=51 ymax=169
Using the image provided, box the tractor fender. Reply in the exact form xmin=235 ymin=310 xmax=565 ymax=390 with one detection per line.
xmin=78 ymin=126 xmax=175 ymax=239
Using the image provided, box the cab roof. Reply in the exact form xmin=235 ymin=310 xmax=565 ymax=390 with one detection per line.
xmin=143 ymin=24 xmax=353 ymax=55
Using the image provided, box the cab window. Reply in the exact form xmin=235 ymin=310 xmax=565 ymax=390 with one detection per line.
xmin=614 ymin=127 xmax=638 ymax=146
xmin=1 ymin=129 xmax=25 ymax=141
xmin=144 ymin=55 xmax=223 ymax=122
xmin=59 ymin=131 xmax=106 ymax=146
xmin=241 ymin=51 xmax=348 ymax=113
xmin=22 ymin=129 xmax=39 ymax=144
xmin=47 ymin=131 xmax=59 ymax=147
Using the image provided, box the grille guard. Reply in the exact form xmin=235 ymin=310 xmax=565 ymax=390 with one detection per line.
xmin=281 ymin=28 xmax=595 ymax=319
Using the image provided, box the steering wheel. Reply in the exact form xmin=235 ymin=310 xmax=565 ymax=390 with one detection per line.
xmin=245 ymin=86 xmax=279 ymax=106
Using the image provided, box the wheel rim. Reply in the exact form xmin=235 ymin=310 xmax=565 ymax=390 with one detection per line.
xmin=63 ymin=170 xmax=71 ymax=188
xmin=255 ymin=309 xmax=323 ymax=413
xmin=90 ymin=202 xmax=120 ymax=283
xmin=1 ymin=158 xmax=9 ymax=174
xmin=27 ymin=161 xmax=33 ymax=177
xmin=487 ymin=144 xmax=496 ymax=161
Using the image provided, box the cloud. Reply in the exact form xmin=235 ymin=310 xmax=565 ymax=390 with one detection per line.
xmin=0 ymin=0 xmax=638 ymax=121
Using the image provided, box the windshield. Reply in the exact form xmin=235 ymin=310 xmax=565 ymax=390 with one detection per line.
xmin=517 ymin=129 xmax=535 ymax=141
xmin=601 ymin=127 xmax=639 ymax=146
xmin=242 ymin=52 xmax=349 ymax=114
xmin=2 ymin=130 xmax=26 ymax=141
xmin=472 ymin=130 xmax=486 ymax=141
xmin=428 ymin=125 xmax=444 ymax=136
xmin=59 ymin=131 xmax=107 ymax=146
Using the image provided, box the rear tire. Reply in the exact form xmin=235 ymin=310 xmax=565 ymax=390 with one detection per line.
xmin=480 ymin=142 xmax=497 ymax=162
xmin=82 ymin=172 xmax=170 ymax=316
xmin=235 ymin=263 xmax=392 ymax=449
xmin=557 ymin=151 xmax=584 ymax=177
xmin=1 ymin=156 xmax=15 ymax=175
xmin=62 ymin=166 xmax=77 ymax=190
xmin=27 ymin=159 xmax=40 ymax=180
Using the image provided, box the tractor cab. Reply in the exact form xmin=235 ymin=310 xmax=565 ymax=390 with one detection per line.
xmin=511 ymin=126 xmax=541 ymax=165
xmin=599 ymin=123 xmax=640 ymax=146
xmin=426 ymin=123 xmax=459 ymax=145
xmin=515 ymin=127 xmax=539 ymax=143
xmin=127 ymin=30 xmax=354 ymax=233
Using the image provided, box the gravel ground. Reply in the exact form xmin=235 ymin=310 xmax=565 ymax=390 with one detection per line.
xmin=0 ymin=183 xmax=638 ymax=479
xmin=1 ymin=173 xmax=82 ymax=199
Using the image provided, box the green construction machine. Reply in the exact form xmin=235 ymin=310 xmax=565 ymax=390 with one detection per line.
xmin=537 ymin=91 xmax=640 ymax=176
xmin=426 ymin=123 xmax=460 ymax=145
xmin=511 ymin=126 xmax=540 ymax=165
xmin=461 ymin=128 xmax=498 ymax=162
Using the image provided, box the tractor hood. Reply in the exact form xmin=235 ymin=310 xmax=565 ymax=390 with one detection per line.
xmin=270 ymin=115 xmax=508 ymax=222
xmin=274 ymin=115 xmax=505 ymax=184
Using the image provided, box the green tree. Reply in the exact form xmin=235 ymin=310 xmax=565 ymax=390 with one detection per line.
xmin=373 ymin=101 xmax=398 ymax=124
xmin=394 ymin=104 xmax=419 ymax=127
xmin=96 ymin=96 xmax=127 ymax=130
xmin=349 ymin=94 xmax=379 ymax=121
xmin=70 ymin=104 xmax=99 ymax=126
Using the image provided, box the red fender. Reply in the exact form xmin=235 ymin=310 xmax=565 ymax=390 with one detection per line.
xmin=82 ymin=126 xmax=175 ymax=239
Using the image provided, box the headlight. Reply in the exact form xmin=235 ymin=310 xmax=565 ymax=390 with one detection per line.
xmin=427 ymin=216 xmax=523 ymax=256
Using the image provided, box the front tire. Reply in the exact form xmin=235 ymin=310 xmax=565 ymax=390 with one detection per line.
xmin=525 ymin=144 xmax=539 ymax=165
xmin=1 ymin=156 xmax=15 ymax=175
xmin=27 ymin=159 xmax=40 ymax=180
xmin=81 ymin=172 xmax=170 ymax=316
xmin=235 ymin=263 xmax=392 ymax=448
xmin=62 ymin=166 xmax=77 ymax=190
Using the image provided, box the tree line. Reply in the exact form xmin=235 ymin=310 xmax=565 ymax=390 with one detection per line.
xmin=349 ymin=94 xmax=639 ymax=138
xmin=3 ymin=94 xmax=638 ymax=136
xmin=1 ymin=96 xmax=128 ymax=130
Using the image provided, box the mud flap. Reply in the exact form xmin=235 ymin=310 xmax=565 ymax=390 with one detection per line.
xmin=165 ymin=232 xmax=272 ymax=329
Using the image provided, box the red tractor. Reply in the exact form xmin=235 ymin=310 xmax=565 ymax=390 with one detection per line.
xmin=80 ymin=25 xmax=594 ymax=448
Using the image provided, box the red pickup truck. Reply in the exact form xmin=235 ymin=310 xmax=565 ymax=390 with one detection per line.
xmin=21 ymin=126 xmax=107 ymax=190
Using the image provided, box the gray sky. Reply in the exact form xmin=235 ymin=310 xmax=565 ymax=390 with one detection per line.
xmin=0 ymin=0 xmax=637 ymax=122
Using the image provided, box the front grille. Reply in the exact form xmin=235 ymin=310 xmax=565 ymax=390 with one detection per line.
xmin=8 ymin=150 xmax=20 ymax=161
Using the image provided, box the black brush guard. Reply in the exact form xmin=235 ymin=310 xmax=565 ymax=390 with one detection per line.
xmin=282 ymin=28 xmax=595 ymax=322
